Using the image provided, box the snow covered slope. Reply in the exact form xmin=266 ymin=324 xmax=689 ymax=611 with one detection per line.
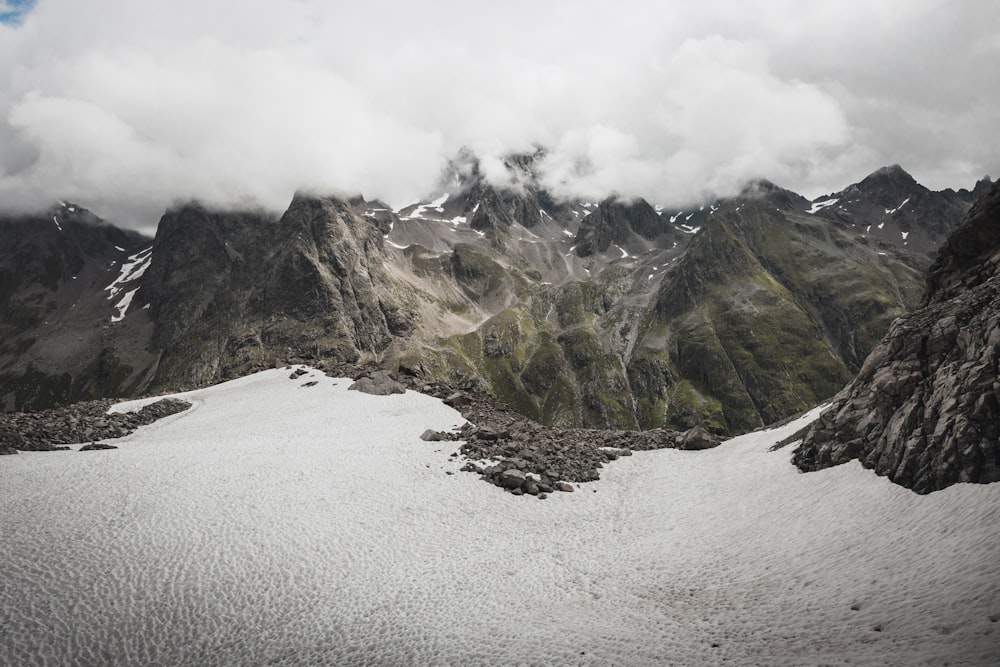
xmin=2 ymin=368 xmax=998 ymax=665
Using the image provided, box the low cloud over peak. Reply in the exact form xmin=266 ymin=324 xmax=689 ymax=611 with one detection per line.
xmin=1 ymin=0 xmax=997 ymax=231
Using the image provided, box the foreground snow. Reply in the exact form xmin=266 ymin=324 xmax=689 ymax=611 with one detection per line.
xmin=2 ymin=369 xmax=998 ymax=666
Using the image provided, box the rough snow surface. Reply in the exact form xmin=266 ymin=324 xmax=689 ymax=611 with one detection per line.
xmin=807 ymin=197 xmax=839 ymax=214
xmin=2 ymin=373 xmax=999 ymax=666
xmin=615 ymin=244 xmax=630 ymax=258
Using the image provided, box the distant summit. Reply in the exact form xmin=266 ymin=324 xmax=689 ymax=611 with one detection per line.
xmin=803 ymin=164 xmax=985 ymax=256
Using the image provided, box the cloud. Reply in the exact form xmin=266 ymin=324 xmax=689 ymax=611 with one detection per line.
xmin=0 ymin=0 xmax=997 ymax=230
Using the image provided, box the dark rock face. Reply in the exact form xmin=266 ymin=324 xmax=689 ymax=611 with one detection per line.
xmin=792 ymin=181 xmax=1000 ymax=493
xmin=0 ymin=204 xmax=154 ymax=411
xmin=574 ymin=196 xmax=674 ymax=257
xmin=143 ymin=196 xmax=412 ymax=390
xmin=809 ymin=165 xmax=985 ymax=256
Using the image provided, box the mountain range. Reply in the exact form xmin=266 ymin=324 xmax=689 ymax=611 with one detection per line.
xmin=0 ymin=158 xmax=991 ymax=437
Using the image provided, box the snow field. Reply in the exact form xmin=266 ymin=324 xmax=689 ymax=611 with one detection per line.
xmin=2 ymin=369 xmax=998 ymax=666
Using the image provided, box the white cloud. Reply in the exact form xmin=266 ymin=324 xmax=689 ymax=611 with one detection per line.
xmin=0 ymin=0 xmax=997 ymax=230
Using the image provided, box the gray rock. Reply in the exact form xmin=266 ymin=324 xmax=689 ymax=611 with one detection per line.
xmin=444 ymin=392 xmax=471 ymax=408
xmin=420 ymin=429 xmax=443 ymax=442
xmin=679 ymin=425 xmax=717 ymax=451
xmin=79 ymin=443 xmax=118 ymax=451
xmin=348 ymin=371 xmax=406 ymax=396
xmin=500 ymin=468 xmax=526 ymax=489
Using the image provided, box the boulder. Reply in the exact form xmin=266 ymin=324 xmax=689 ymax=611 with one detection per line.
xmin=679 ymin=425 xmax=716 ymax=451
xmin=348 ymin=371 xmax=406 ymax=396
xmin=420 ymin=429 xmax=443 ymax=442
xmin=499 ymin=468 xmax=526 ymax=489
xmin=79 ymin=443 xmax=118 ymax=451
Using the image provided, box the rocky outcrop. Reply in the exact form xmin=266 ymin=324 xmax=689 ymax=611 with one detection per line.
xmin=792 ymin=181 xmax=1000 ymax=493
xmin=0 ymin=398 xmax=191 ymax=451
xmin=402 ymin=372 xmax=721 ymax=497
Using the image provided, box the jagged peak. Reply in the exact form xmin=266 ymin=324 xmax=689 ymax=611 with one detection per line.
xmin=437 ymin=146 xmax=547 ymax=196
xmin=737 ymin=178 xmax=808 ymax=210
xmin=858 ymin=164 xmax=919 ymax=188
xmin=595 ymin=194 xmax=658 ymax=217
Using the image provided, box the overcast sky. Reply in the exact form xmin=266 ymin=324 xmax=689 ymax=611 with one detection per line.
xmin=1 ymin=0 xmax=997 ymax=230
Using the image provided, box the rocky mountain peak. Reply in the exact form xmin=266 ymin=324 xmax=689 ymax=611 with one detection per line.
xmin=738 ymin=178 xmax=809 ymax=210
xmin=573 ymin=195 xmax=673 ymax=257
xmin=970 ymin=175 xmax=993 ymax=200
xmin=861 ymin=163 xmax=919 ymax=187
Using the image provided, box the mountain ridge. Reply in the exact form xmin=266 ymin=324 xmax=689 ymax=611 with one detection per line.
xmin=0 ymin=162 xmax=989 ymax=437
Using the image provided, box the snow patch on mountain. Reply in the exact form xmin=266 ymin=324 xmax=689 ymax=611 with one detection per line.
xmin=104 ymin=246 xmax=152 ymax=321
xmin=105 ymin=246 xmax=152 ymax=301
xmin=807 ymin=197 xmax=839 ymax=214
xmin=885 ymin=198 xmax=911 ymax=215
xmin=111 ymin=288 xmax=140 ymax=323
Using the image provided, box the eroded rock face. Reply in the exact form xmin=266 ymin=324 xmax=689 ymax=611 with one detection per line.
xmin=792 ymin=181 xmax=1000 ymax=493
xmin=574 ymin=196 xmax=673 ymax=257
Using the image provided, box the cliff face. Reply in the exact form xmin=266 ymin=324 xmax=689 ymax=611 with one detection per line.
xmin=792 ymin=181 xmax=1000 ymax=492
xmin=143 ymin=196 xmax=412 ymax=390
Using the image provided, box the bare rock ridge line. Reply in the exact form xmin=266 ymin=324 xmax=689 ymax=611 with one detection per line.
xmin=0 ymin=158 xmax=991 ymax=439
xmin=790 ymin=180 xmax=1000 ymax=493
